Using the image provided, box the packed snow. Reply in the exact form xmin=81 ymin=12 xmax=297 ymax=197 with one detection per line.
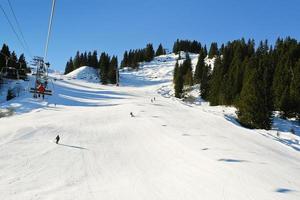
xmin=65 ymin=66 xmax=100 ymax=82
xmin=0 ymin=53 xmax=299 ymax=200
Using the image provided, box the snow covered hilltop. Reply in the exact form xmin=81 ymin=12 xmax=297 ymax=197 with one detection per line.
xmin=1 ymin=40 xmax=300 ymax=199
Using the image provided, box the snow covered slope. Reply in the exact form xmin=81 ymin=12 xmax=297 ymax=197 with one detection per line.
xmin=0 ymin=54 xmax=299 ymax=200
xmin=65 ymin=66 xmax=100 ymax=82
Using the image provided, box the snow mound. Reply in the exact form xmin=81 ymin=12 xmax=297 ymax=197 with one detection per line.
xmin=65 ymin=66 xmax=99 ymax=82
xmin=205 ymin=56 xmax=216 ymax=70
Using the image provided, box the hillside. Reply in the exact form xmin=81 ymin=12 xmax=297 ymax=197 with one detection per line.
xmin=0 ymin=53 xmax=299 ymax=200
xmin=65 ymin=66 xmax=100 ymax=82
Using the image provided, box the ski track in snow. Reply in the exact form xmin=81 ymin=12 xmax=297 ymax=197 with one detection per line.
xmin=0 ymin=53 xmax=299 ymax=200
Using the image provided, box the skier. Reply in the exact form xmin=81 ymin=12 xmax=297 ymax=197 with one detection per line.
xmin=151 ymin=99 xmax=153 ymax=103
xmin=154 ymin=97 xmax=156 ymax=101
xmin=130 ymin=112 xmax=134 ymax=117
xmin=55 ymin=135 xmax=60 ymax=144
xmin=37 ymin=84 xmax=45 ymax=100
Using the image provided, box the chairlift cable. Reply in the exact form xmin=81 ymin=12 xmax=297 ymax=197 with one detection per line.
xmin=0 ymin=4 xmax=28 ymax=58
xmin=44 ymin=0 xmax=56 ymax=64
xmin=7 ymin=0 xmax=33 ymax=59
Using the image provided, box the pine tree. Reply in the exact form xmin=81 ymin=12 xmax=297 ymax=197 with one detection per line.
xmin=174 ymin=67 xmax=184 ymax=98
xmin=237 ymin=63 xmax=272 ymax=129
xmin=173 ymin=39 xmax=179 ymax=54
xmin=208 ymin=42 xmax=218 ymax=58
xmin=184 ymin=69 xmax=193 ymax=86
xmin=200 ymin=64 xmax=211 ymax=99
xmin=145 ymin=43 xmax=155 ymax=62
xmin=155 ymin=43 xmax=165 ymax=56
xmin=73 ymin=51 xmax=80 ymax=69
xmin=181 ymin=53 xmax=192 ymax=76
xmin=87 ymin=51 xmax=93 ymax=66
xmin=108 ymin=56 xmax=118 ymax=84
xmin=99 ymin=52 xmax=110 ymax=84
xmin=64 ymin=57 xmax=74 ymax=74
xmin=0 ymin=44 xmax=11 ymax=70
xmin=9 ymin=51 xmax=18 ymax=67
xmin=83 ymin=52 xmax=88 ymax=66
xmin=207 ymin=56 xmax=223 ymax=105
xmin=91 ymin=50 xmax=98 ymax=68
xmin=194 ymin=50 xmax=206 ymax=84
xmin=121 ymin=51 xmax=128 ymax=68
xmin=291 ymin=59 xmax=300 ymax=120
xmin=18 ymin=54 xmax=28 ymax=78
xmin=173 ymin=61 xmax=179 ymax=84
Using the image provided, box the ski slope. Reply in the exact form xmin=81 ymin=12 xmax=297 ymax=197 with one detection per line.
xmin=0 ymin=55 xmax=300 ymax=200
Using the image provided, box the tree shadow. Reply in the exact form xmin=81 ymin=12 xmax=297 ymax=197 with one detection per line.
xmin=218 ymin=158 xmax=248 ymax=163
xmin=260 ymin=132 xmax=300 ymax=152
xmin=224 ymin=114 xmax=242 ymax=127
xmin=275 ymin=188 xmax=296 ymax=193
xmin=58 ymin=143 xmax=88 ymax=150
xmin=273 ymin=116 xmax=300 ymax=135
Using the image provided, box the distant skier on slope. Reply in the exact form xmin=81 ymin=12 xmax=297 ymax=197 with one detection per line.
xmin=55 ymin=135 xmax=60 ymax=144
xmin=130 ymin=112 xmax=134 ymax=117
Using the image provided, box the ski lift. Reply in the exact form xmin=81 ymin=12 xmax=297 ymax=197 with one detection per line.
xmin=29 ymin=56 xmax=52 ymax=97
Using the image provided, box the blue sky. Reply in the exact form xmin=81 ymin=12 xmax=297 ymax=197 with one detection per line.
xmin=1 ymin=0 xmax=300 ymax=71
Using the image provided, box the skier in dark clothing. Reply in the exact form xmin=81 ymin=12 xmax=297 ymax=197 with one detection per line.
xmin=130 ymin=112 xmax=134 ymax=117
xmin=55 ymin=135 xmax=60 ymax=144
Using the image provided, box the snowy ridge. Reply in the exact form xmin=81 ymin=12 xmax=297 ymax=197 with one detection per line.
xmin=65 ymin=66 xmax=100 ymax=82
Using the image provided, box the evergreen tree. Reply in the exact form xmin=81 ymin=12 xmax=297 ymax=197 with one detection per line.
xmin=99 ymin=52 xmax=110 ymax=84
xmin=203 ymin=45 xmax=208 ymax=57
xmin=83 ymin=52 xmax=88 ymax=66
xmin=207 ymin=56 xmax=223 ymax=105
xmin=87 ymin=51 xmax=93 ymax=66
xmin=121 ymin=51 xmax=128 ymax=68
xmin=174 ymin=67 xmax=184 ymax=98
xmin=155 ymin=43 xmax=165 ymax=56
xmin=0 ymin=44 xmax=11 ymax=70
xmin=91 ymin=50 xmax=98 ymax=68
xmin=200 ymin=64 xmax=211 ymax=99
xmin=184 ymin=68 xmax=193 ymax=86
xmin=172 ymin=39 xmax=202 ymax=53
xmin=173 ymin=39 xmax=180 ymax=54
xmin=18 ymin=54 xmax=28 ymax=78
xmin=208 ymin=42 xmax=218 ymax=58
xmin=145 ymin=43 xmax=155 ymax=62
xmin=180 ymin=53 xmax=192 ymax=76
xmin=64 ymin=57 xmax=74 ymax=74
xmin=237 ymin=61 xmax=272 ymax=129
xmin=108 ymin=56 xmax=118 ymax=84
xmin=194 ymin=50 xmax=206 ymax=84
xmin=73 ymin=51 xmax=80 ymax=69
xmin=9 ymin=51 xmax=18 ymax=67
xmin=173 ymin=61 xmax=179 ymax=84
xmin=291 ymin=59 xmax=300 ymax=120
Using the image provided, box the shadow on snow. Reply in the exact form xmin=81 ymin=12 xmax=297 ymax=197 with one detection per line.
xmin=58 ymin=143 xmax=88 ymax=150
